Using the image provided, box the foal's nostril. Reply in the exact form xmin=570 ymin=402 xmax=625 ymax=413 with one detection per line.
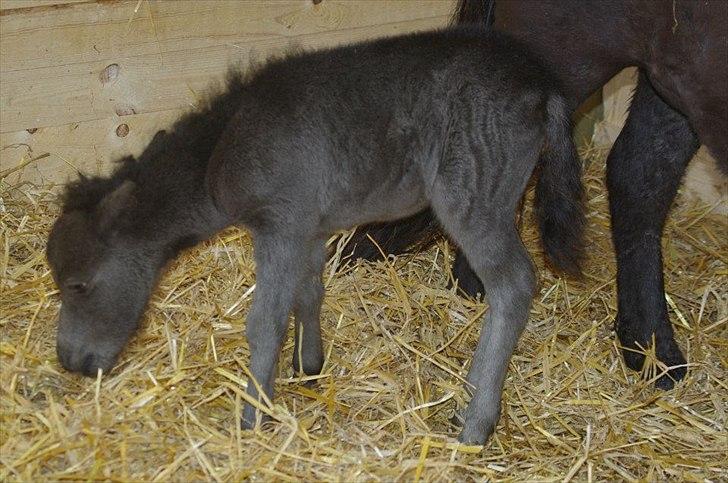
xmin=81 ymin=353 xmax=99 ymax=377
xmin=57 ymin=346 xmax=71 ymax=370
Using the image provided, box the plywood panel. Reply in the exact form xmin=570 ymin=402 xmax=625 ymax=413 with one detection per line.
xmin=1 ymin=107 xmax=187 ymax=187
xmin=1 ymin=16 xmax=452 ymax=133
xmin=2 ymin=1 xmax=454 ymax=71
xmin=0 ymin=0 xmax=87 ymax=10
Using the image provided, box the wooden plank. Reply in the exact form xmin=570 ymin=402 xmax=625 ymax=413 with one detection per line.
xmin=682 ymin=147 xmax=728 ymax=215
xmin=0 ymin=0 xmax=88 ymax=10
xmin=2 ymin=1 xmax=455 ymax=72
xmin=1 ymin=0 xmax=455 ymax=133
xmin=1 ymin=1 xmax=456 ymax=182
xmin=593 ymin=67 xmax=636 ymax=146
xmin=1 ymin=108 xmax=185 ymax=186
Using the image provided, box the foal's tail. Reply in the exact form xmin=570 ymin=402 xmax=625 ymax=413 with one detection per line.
xmin=452 ymin=0 xmax=495 ymax=26
xmin=537 ymin=95 xmax=585 ymax=276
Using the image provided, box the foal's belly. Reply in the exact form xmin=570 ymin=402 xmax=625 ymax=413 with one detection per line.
xmin=319 ymin=164 xmax=429 ymax=233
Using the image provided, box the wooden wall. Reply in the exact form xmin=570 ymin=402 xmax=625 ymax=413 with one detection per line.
xmin=1 ymin=0 xmax=724 ymax=212
xmin=0 ymin=0 xmax=455 ymax=186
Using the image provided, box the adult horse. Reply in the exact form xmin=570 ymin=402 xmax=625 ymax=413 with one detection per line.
xmin=346 ymin=0 xmax=727 ymax=389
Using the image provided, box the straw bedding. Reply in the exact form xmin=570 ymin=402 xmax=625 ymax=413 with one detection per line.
xmin=1 ymin=147 xmax=726 ymax=481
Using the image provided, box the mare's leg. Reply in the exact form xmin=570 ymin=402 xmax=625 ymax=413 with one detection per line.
xmin=242 ymin=230 xmax=319 ymax=429
xmin=292 ymin=238 xmax=326 ymax=376
xmin=607 ymin=73 xmax=699 ymax=389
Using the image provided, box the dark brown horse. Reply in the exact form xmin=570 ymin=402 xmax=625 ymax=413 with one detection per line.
xmin=347 ymin=0 xmax=727 ymax=389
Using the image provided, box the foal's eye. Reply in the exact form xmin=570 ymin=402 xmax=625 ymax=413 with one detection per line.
xmin=65 ymin=281 xmax=89 ymax=295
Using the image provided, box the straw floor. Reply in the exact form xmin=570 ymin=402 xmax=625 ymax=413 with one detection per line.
xmin=1 ymin=149 xmax=726 ymax=481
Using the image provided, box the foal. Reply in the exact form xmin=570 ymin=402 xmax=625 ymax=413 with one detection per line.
xmin=48 ymin=27 xmax=583 ymax=445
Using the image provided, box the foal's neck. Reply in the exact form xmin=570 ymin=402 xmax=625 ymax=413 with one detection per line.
xmin=128 ymin=158 xmax=229 ymax=260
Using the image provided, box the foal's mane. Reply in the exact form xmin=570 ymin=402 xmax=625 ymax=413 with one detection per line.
xmin=61 ymin=71 xmax=247 ymax=213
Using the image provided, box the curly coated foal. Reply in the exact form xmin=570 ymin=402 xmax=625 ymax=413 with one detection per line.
xmin=47 ymin=27 xmax=583 ymax=444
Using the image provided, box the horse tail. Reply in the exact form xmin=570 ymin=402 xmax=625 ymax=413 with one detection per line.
xmin=536 ymin=94 xmax=585 ymax=276
xmin=452 ymin=0 xmax=495 ymax=26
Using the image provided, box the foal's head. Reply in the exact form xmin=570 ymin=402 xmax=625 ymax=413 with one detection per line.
xmin=47 ymin=173 xmax=164 ymax=376
xmin=46 ymin=72 xmax=248 ymax=376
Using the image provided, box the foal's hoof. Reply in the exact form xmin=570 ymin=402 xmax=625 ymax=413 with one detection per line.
xmin=457 ymin=422 xmax=493 ymax=446
xmin=452 ymin=408 xmax=494 ymax=446
xmin=241 ymin=406 xmax=270 ymax=430
xmin=292 ymin=356 xmax=324 ymax=382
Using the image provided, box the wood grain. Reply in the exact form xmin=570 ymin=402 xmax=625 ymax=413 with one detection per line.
xmin=1 ymin=1 xmax=454 ymax=132
xmin=1 ymin=0 xmax=455 ymax=182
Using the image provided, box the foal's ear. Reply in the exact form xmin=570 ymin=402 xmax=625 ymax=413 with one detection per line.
xmin=96 ymin=180 xmax=137 ymax=231
xmin=146 ymin=130 xmax=168 ymax=156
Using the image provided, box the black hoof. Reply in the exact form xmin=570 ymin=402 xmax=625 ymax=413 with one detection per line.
xmin=292 ymin=356 xmax=324 ymax=379
xmin=652 ymin=344 xmax=688 ymax=390
xmin=449 ymin=252 xmax=483 ymax=299
xmin=241 ymin=407 xmax=271 ymax=430
xmin=618 ymin=320 xmax=688 ymax=390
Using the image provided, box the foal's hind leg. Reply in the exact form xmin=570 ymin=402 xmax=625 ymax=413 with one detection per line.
xmin=607 ymin=72 xmax=699 ymax=389
xmin=442 ymin=219 xmax=535 ymax=444
xmin=292 ymin=238 xmax=326 ymax=377
xmin=431 ymin=172 xmax=536 ymax=444
xmin=242 ymin=230 xmax=320 ymax=429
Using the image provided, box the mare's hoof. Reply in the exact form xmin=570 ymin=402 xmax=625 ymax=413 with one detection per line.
xmin=618 ymin=320 xmax=688 ymax=390
xmin=340 ymin=234 xmax=385 ymax=263
xmin=448 ymin=278 xmax=484 ymax=300
xmin=651 ymin=346 xmax=687 ymax=390
xmin=449 ymin=254 xmax=484 ymax=299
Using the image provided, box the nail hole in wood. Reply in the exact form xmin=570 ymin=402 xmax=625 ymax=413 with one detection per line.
xmin=116 ymin=123 xmax=129 ymax=137
xmin=100 ymin=63 xmax=120 ymax=84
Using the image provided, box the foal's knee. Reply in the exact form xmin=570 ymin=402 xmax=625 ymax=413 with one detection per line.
xmin=516 ymin=262 xmax=537 ymax=298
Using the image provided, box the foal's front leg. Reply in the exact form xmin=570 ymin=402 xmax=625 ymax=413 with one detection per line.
xmin=292 ymin=239 xmax=326 ymax=377
xmin=242 ymin=232 xmax=313 ymax=429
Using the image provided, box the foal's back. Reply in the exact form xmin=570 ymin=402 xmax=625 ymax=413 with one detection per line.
xmin=207 ymin=28 xmax=559 ymax=231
